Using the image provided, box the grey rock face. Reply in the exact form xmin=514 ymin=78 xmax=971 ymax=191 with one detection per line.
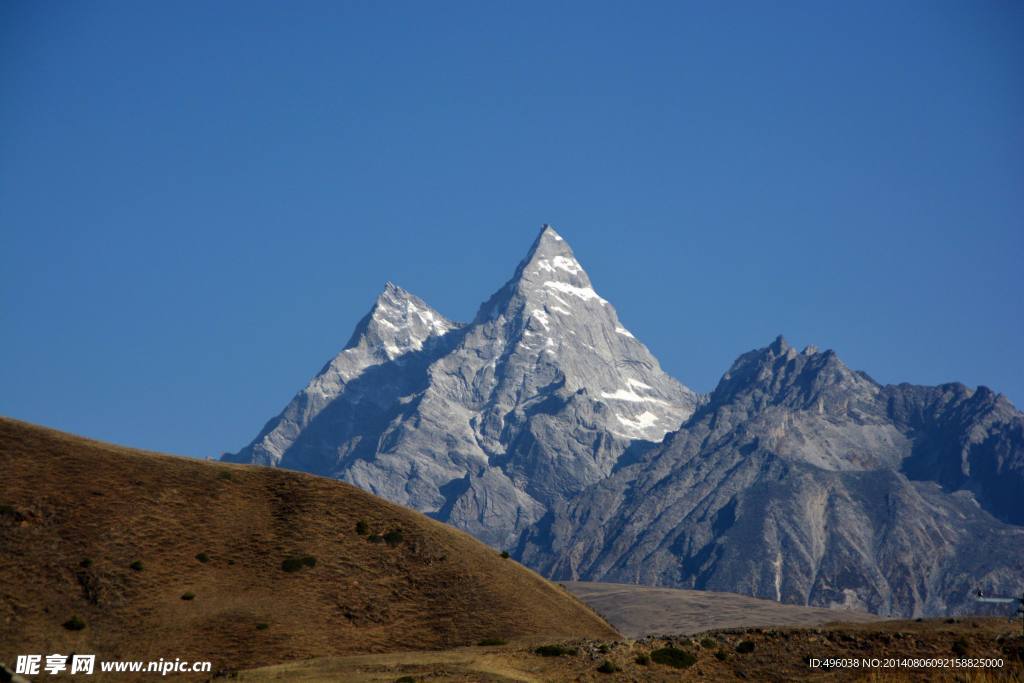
xmin=226 ymin=226 xmax=699 ymax=548
xmin=519 ymin=337 xmax=1024 ymax=616
xmin=886 ymin=382 xmax=1024 ymax=526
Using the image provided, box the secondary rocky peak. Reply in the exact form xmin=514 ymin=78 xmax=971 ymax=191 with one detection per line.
xmin=709 ymin=336 xmax=877 ymax=416
xmin=364 ymin=281 xmax=458 ymax=359
xmin=768 ymin=334 xmax=792 ymax=356
xmin=222 ymin=284 xmax=457 ymax=469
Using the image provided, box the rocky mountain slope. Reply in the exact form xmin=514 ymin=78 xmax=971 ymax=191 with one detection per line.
xmin=226 ymin=225 xmax=699 ymax=548
xmin=519 ymin=337 xmax=1024 ymax=616
xmin=0 ymin=417 xmax=616 ymax=679
xmin=226 ymin=226 xmax=1024 ymax=617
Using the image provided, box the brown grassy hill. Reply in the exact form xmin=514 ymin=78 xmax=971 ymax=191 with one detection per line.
xmin=0 ymin=417 xmax=617 ymax=677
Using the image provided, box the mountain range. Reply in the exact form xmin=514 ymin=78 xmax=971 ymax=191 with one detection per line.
xmin=225 ymin=226 xmax=1024 ymax=617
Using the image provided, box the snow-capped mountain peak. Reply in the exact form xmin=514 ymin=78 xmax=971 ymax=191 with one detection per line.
xmin=468 ymin=225 xmax=699 ymax=442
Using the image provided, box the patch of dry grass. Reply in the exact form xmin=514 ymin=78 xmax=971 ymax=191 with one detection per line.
xmin=239 ymin=620 xmax=1024 ymax=682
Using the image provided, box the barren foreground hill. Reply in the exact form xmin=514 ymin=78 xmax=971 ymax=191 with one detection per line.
xmin=0 ymin=417 xmax=616 ymax=677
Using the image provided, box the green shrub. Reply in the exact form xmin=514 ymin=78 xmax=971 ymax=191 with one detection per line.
xmin=256 ymin=623 xmax=269 ymax=630
xmin=129 ymin=560 xmax=144 ymax=572
xmin=383 ymin=529 xmax=404 ymax=547
xmin=700 ymin=637 xmax=716 ymax=649
xmin=477 ymin=638 xmax=506 ymax=646
xmin=217 ymin=470 xmax=234 ymax=481
xmin=281 ymin=555 xmax=317 ymax=572
xmin=735 ymin=640 xmax=755 ymax=654
xmin=635 ymin=653 xmax=650 ymax=665
xmin=63 ymin=616 xmax=86 ymax=631
xmin=394 ymin=677 xmax=416 ymax=683
xmin=535 ymin=644 xmax=573 ymax=657
xmin=195 ymin=552 xmax=210 ymax=563
xmin=596 ymin=660 xmax=619 ymax=673
xmin=650 ymin=647 xmax=696 ymax=668
xmin=368 ymin=533 xmax=383 ymax=544
xmin=79 ymin=558 xmax=92 ymax=568
xmin=500 ymin=550 xmax=510 ymax=559
xmin=181 ymin=592 xmax=195 ymax=601
xmin=355 ymin=520 xmax=369 ymax=535
xmin=952 ymin=638 xmax=968 ymax=656
xmin=714 ymin=650 xmax=727 ymax=661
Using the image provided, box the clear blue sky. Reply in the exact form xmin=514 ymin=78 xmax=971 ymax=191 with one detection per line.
xmin=2 ymin=1 xmax=1021 ymax=458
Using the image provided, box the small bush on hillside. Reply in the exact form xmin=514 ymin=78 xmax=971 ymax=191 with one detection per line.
xmin=535 ymin=644 xmax=574 ymax=657
xmin=500 ymin=550 xmax=510 ymax=559
xmin=79 ymin=558 xmax=92 ymax=568
xmin=700 ymin=637 xmax=716 ymax=649
xmin=256 ymin=623 xmax=269 ymax=630
xmin=596 ymin=660 xmax=619 ymax=673
xmin=478 ymin=638 xmax=506 ymax=646
xmin=635 ymin=653 xmax=650 ymax=665
xmin=714 ymin=650 xmax=727 ymax=661
xmin=63 ymin=616 xmax=86 ymax=631
xmin=355 ymin=520 xmax=369 ymax=535
xmin=217 ymin=470 xmax=234 ymax=481
xmin=735 ymin=640 xmax=755 ymax=654
xmin=368 ymin=533 xmax=383 ymax=544
xmin=383 ymin=529 xmax=404 ymax=547
xmin=281 ymin=555 xmax=317 ymax=572
xmin=394 ymin=677 xmax=416 ymax=683
xmin=650 ymin=647 xmax=696 ymax=668
xmin=952 ymin=638 xmax=969 ymax=656
xmin=129 ymin=560 xmax=144 ymax=572
xmin=181 ymin=592 xmax=195 ymax=601
xmin=195 ymin=552 xmax=210 ymax=563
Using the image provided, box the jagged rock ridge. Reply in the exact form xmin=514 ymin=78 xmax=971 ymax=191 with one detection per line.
xmin=519 ymin=336 xmax=1024 ymax=616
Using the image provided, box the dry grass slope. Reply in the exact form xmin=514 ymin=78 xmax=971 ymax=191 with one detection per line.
xmin=239 ymin=618 xmax=1024 ymax=682
xmin=0 ymin=417 xmax=616 ymax=678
